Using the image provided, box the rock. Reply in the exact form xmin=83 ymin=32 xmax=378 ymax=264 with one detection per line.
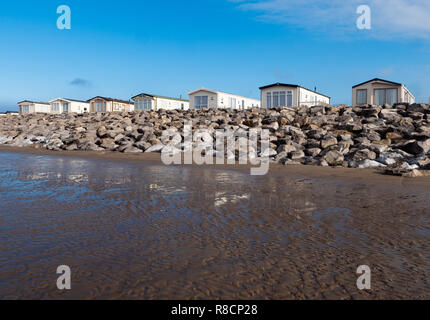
xmin=277 ymin=144 xmax=297 ymax=154
xmin=45 ymin=138 xmax=62 ymax=150
xmin=145 ymin=144 xmax=165 ymax=153
xmin=161 ymin=132 xmax=182 ymax=146
xmin=122 ymin=145 xmax=142 ymax=153
xmin=75 ymin=127 xmax=86 ymax=133
xmin=323 ymin=150 xmax=344 ymax=166
xmin=0 ymin=136 xmax=13 ymax=144
xmin=321 ymin=136 xmax=338 ymax=149
xmin=263 ymin=121 xmax=279 ymax=131
xmin=399 ymin=139 xmax=430 ymax=155
xmin=411 ymin=157 xmax=430 ymax=168
xmin=376 ymin=156 xmax=397 ymax=166
xmin=339 ymin=133 xmax=353 ymax=141
xmin=369 ymin=143 xmax=388 ymax=154
xmin=1 ymin=104 xmax=429 ymax=177
xmin=274 ymin=151 xmax=289 ymax=164
xmin=358 ymin=160 xmax=386 ymax=169
xmin=353 ymin=137 xmax=372 ymax=147
xmin=400 ymin=162 xmax=419 ymax=171
xmin=385 ymin=132 xmax=403 ymax=141
xmin=114 ymin=133 xmax=125 ymax=142
xmin=243 ymin=119 xmax=255 ymax=127
xmin=407 ymin=104 xmax=428 ymax=114
xmin=353 ymin=149 xmax=377 ymax=161
xmin=283 ymin=160 xmax=302 ymax=166
xmin=107 ymin=128 xmax=124 ymax=139
xmin=305 ymin=148 xmax=321 ymax=157
xmin=318 ymin=159 xmax=329 ymax=167
xmin=65 ymin=143 xmax=78 ymax=151
xmin=290 ymin=150 xmax=305 ymax=160
xmin=226 ymin=150 xmax=235 ymax=161
xmin=134 ymin=140 xmax=151 ymax=151
xmin=380 ymin=109 xmax=402 ymax=122
xmin=149 ymin=138 xmax=161 ymax=145
xmin=337 ymin=140 xmax=352 ymax=154
xmin=364 ymin=131 xmax=381 ymax=141
xmin=402 ymin=169 xmax=423 ymax=178
xmin=356 ymin=105 xmax=382 ymax=118
xmin=80 ymin=141 xmax=102 ymax=151
xmin=162 ymin=145 xmax=182 ymax=155
xmin=96 ymin=126 xmax=108 ymax=138
xmin=307 ymin=129 xmax=327 ymax=140
xmin=260 ymin=148 xmax=277 ymax=157
xmin=100 ymin=139 xmax=117 ymax=151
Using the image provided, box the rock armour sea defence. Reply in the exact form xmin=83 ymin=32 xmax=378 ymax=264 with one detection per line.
xmin=1 ymin=104 xmax=430 ymax=176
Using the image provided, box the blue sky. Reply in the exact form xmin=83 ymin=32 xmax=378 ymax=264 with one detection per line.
xmin=0 ymin=0 xmax=429 ymax=112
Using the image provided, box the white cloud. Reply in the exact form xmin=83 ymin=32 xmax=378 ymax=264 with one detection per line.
xmin=230 ymin=0 xmax=430 ymax=39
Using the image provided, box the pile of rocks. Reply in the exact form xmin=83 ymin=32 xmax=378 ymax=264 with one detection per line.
xmin=1 ymin=103 xmax=430 ymax=176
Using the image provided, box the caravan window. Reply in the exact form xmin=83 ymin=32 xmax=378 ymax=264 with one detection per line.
xmin=194 ymin=96 xmax=208 ymax=109
xmin=357 ymin=89 xmax=367 ymax=105
xmin=279 ymin=92 xmax=286 ymax=106
xmin=273 ymin=92 xmax=279 ymax=108
xmin=287 ymin=91 xmax=293 ymax=107
xmin=228 ymin=97 xmax=237 ymax=109
xmin=95 ymin=102 xmax=103 ymax=112
xmin=51 ymin=103 xmax=60 ymax=112
xmin=267 ymin=93 xmax=272 ymax=108
xmin=374 ymin=88 xmax=398 ymax=106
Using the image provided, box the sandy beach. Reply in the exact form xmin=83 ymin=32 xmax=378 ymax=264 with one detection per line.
xmin=1 ymin=146 xmax=430 ymax=300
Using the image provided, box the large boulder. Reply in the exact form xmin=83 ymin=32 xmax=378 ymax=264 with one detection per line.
xmin=407 ymin=104 xmax=429 ymax=114
xmin=322 ymin=150 xmax=344 ymax=166
xmin=145 ymin=144 xmax=165 ymax=153
xmin=398 ymin=139 xmax=430 ymax=155
xmin=321 ymin=136 xmax=338 ymax=149
xmin=358 ymin=159 xmax=386 ymax=169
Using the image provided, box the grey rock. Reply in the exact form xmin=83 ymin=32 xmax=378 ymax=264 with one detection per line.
xmin=260 ymin=148 xmax=277 ymax=157
xmin=290 ymin=150 xmax=305 ymax=160
xmin=305 ymin=148 xmax=322 ymax=157
xmin=323 ymin=150 xmax=344 ymax=166
xmin=399 ymin=139 xmax=430 ymax=155
xmin=134 ymin=140 xmax=152 ymax=151
xmin=145 ymin=144 xmax=165 ymax=153
xmin=321 ymin=136 xmax=338 ymax=149
xmin=277 ymin=144 xmax=297 ymax=154
xmin=122 ymin=146 xmax=143 ymax=153
xmin=358 ymin=160 xmax=386 ymax=169
xmin=353 ymin=149 xmax=377 ymax=161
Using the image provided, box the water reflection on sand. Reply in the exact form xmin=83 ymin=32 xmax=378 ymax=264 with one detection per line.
xmin=1 ymin=152 xmax=430 ymax=300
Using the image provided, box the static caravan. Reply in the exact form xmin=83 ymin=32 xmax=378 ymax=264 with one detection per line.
xmin=18 ymin=101 xmax=50 ymax=114
xmin=259 ymin=83 xmax=331 ymax=109
xmin=188 ymin=88 xmax=260 ymax=110
xmin=132 ymin=93 xmax=189 ymax=111
xmin=352 ymin=78 xmax=415 ymax=107
xmin=88 ymin=96 xmax=134 ymax=113
xmin=49 ymin=98 xmax=90 ymax=114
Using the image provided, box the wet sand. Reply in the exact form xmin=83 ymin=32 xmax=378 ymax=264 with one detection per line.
xmin=1 ymin=146 xmax=430 ymax=300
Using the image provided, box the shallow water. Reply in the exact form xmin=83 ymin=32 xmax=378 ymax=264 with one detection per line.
xmin=1 ymin=152 xmax=430 ymax=299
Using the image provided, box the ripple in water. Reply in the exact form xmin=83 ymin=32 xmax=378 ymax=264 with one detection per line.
xmin=1 ymin=152 xmax=430 ymax=300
